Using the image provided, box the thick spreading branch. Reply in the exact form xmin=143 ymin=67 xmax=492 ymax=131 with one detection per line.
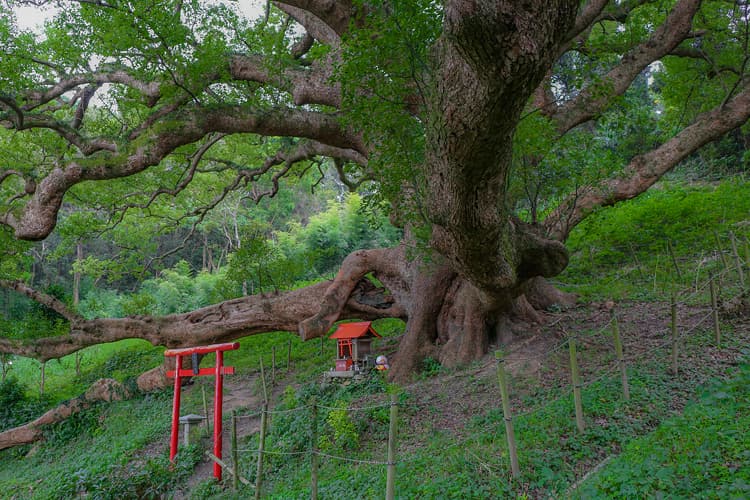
xmin=2 ymin=104 xmax=362 ymax=240
xmin=549 ymin=0 xmax=701 ymax=133
xmin=21 ymin=70 xmax=162 ymax=111
xmin=274 ymin=2 xmax=341 ymax=46
xmin=230 ymin=54 xmax=340 ymax=107
xmin=275 ymin=0 xmax=353 ymax=38
xmin=0 ymin=280 xmax=80 ymax=322
xmin=545 ymin=80 xmax=750 ymax=240
xmin=299 ymin=246 xmax=408 ymax=340
xmin=0 ymin=253 xmax=403 ymax=362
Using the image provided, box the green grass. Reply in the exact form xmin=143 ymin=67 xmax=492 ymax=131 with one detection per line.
xmin=0 ymin=390 xmax=202 ymax=499
xmin=573 ymin=358 xmax=750 ymax=499
xmin=7 ymin=339 xmax=163 ymax=403
xmin=559 ymin=179 xmax=750 ymax=301
xmin=0 ymin=316 xmax=406 ymax=498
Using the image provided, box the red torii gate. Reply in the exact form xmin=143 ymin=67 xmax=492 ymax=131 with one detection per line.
xmin=165 ymin=342 xmax=240 ymax=480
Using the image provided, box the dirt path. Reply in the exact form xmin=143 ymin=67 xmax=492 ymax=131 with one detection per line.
xmin=173 ymin=370 xmax=299 ymax=498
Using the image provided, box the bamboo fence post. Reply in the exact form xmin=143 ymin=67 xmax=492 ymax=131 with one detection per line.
xmin=255 ymin=404 xmax=268 ymax=500
xmin=610 ymin=309 xmax=630 ymax=401
xmin=202 ymin=385 xmax=210 ymax=435
xmin=710 ymin=273 xmax=721 ymax=346
xmin=714 ymin=230 xmax=729 ymax=271
xmin=259 ymin=358 xmax=268 ymax=405
xmin=729 ymin=232 xmax=745 ymax=288
xmin=310 ymin=401 xmax=319 ymax=500
xmin=287 ymin=340 xmax=292 ymax=372
xmin=568 ymin=337 xmax=585 ymax=433
xmin=495 ymin=351 xmax=521 ymax=478
xmin=670 ymin=292 xmax=679 ymax=375
xmin=232 ymin=410 xmax=239 ymax=491
xmin=271 ymin=346 xmax=276 ymax=387
xmin=386 ymin=393 xmax=398 ymax=500
xmin=667 ymin=239 xmax=682 ymax=281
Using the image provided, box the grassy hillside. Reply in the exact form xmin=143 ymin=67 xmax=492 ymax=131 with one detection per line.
xmin=573 ymin=360 xmax=750 ymax=498
xmin=0 ymin=178 xmax=748 ymax=498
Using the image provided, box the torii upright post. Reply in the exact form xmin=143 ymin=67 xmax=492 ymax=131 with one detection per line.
xmin=165 ymin=342 xmax=240 ymax=481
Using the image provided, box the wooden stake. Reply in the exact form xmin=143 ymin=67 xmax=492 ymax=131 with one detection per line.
xmin=386 ymin=393 xmax=398 ymax=500
xmin=259 ymin=358 xmax=268 ymax=405
xmin=671 ymin=292 xmax=679 ymax=375
xmin=710 ymin=273 xmax=721 ymax=346
xmin=729 ymin=232 xmax=745 ymax=288
xmin=568 ymin=337 xmax=585 ymax=433
xmin=667 ymin=239 xmax=682 ymax=281
xmin=610 ymin=309 xmax=630 ymax=401
xmin=495 ymin=351 xmax=520 ymax=478
xmin=310 ymin=401 xmax=319 ymax=500
xmin=255 ymin=404 xmax=268 ymax=500
xmin=232 ymin=410 xmax=239 ymax=491
xmin=73 ymin=244 xmax=82 ymax=377
xmin=206 ymin=453 xmax=250 ymax=486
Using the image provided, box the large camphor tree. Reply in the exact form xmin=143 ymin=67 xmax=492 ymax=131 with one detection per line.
xmin=1 ymin=0 xmax=749 ymax=445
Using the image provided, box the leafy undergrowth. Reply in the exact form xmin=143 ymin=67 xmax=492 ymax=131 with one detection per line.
xmin=573 ymin=357 xmax=750 ymax=499
xmin=0 ymin=390 xmax=200 ymax=499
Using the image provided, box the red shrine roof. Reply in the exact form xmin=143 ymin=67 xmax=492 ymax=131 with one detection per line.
xmin=330 ymin=321 xmax=381 ymax=340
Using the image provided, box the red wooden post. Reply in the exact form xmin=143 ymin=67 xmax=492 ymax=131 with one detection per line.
xmin=165 ymin=342 xmax=239 ymax=481
xmin=213 ymin=350 xmax=224 ymax=480
xmin=169 ymin=355 xmax=182 ymax=462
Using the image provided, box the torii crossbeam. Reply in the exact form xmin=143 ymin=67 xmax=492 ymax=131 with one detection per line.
xmin=165 ymin=342 xmax=240 ymax=480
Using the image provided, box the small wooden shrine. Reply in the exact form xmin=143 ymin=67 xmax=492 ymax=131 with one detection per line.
xmin=329 ymin=321 xmax=381 ymax=375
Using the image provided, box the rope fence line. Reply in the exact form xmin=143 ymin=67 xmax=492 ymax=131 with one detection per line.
xmin=316 ymin=401 xmax=394 ymax=412
xmin=236 ymin=448 xmax=310 ymax=457
xmin=488 ymin=280 xmax=732 ymax=415
xmin=313 ymin=450 xmax=393 ymax=466
xmin=233 ymin=279 xmax=740 ymax=425
xmin=264 ymin=405 xmax=311 ymax=415
xmin=234 ymin=411 xmax=263 ymax=421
